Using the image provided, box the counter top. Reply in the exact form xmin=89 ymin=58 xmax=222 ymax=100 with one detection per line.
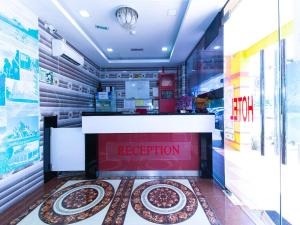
xmin=82 ymin=113 xmax=215 ymax=134
xmin=82 ymin=112 xmax=213 ymax=116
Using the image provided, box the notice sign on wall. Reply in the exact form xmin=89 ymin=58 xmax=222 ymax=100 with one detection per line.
xmin=125 ymin=80 xmax=150 ymax=99
xmin=98 ymin=133 xmax=200 ymax=171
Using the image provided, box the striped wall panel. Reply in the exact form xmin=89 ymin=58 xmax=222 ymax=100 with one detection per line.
xmin=0 ymin=162 xmax=44 ymax=212
xmin=38 ymin=19 xmax=99 ymax=131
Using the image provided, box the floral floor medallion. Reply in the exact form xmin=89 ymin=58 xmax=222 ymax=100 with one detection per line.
xmin=39 ymin=180 xmax=114 ymax=224
xmin=131 ymin=180 xmax=198 ymax=224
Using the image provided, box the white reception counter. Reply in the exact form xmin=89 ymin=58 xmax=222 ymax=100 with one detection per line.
xmin=82 ymin=113 xmax=215 ymax=178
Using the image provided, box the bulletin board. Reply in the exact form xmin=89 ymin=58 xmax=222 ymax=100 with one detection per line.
xmin=125 ymin=80 xmax=150 ymax=99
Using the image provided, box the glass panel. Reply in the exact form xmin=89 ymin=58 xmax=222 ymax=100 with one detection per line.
xmin=280 ymin=0 xmax=300 ymax=224
xmin=224 ymin=0 xmax=281 ymax=223
xmin=185 ymin=13 xmax=224 ymax=187
xmin=161 ymin=90 xmax=174 ymax=99
xmin=264 ymin=46 xmax=278 ymax=158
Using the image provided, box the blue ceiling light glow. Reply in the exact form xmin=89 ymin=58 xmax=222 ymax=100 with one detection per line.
xmin=162 ymin=47 xmax=168 ymax=52
xmin=79 ymin=10 xmax=90 ymax=18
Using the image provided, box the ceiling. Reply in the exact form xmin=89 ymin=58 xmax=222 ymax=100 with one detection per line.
xmin=24 ymin=0 xmax=227 ymax=67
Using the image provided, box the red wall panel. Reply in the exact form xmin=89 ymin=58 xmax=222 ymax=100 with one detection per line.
xmin=98 ymin=133 xmax=200 ymax=171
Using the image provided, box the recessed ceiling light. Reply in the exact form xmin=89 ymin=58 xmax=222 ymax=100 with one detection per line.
xmin=79 ymin=10 xmax=90 ymax=18
xmin=162 ymin=47 xmax=168 ymax=52
xmin=107 ymin=48 xmax=113 ymax=52
xmin=167 ymin=9 xmax=177 ymax=16
xmin=213 ymin=45 xmax=221 ymax=50
xmin=130 ymin=30 xmax=136 ymax=35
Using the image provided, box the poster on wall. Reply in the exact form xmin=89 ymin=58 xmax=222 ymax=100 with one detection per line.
xmin=0 ymin=0 xmax=40 ymax=179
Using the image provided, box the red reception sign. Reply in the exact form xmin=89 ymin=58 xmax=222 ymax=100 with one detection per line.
xmin=98 ymin=133 xmax=200 ymax=171
xmin=106 ymin=142 xmax=192 ymax=160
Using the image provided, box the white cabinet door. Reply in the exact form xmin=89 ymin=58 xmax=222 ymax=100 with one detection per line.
xmin=50 ymin=128 xmax=85 ymax=171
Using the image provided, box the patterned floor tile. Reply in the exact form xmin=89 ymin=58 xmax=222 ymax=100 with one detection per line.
xmin=9 ymin=177 xmax=221 ymax=225
xmin=16 ymin=180 xmax=120 ymax=225
xmin=124 ymin=179 xmax=211 ymax=225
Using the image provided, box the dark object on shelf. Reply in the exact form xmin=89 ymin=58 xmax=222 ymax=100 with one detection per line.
xmin=135 ymin=108 xmax=147 ymax=114
xmin=195 ymin=97 xmax=209 ymax=113
xmin=96 ymin=82 xmax=103 ymax=92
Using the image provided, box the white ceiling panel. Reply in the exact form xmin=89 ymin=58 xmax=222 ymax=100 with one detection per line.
xmin=60 ymin=0 xmax=188 ymax=60
xmin=23 ymin=0 xmax=227 ymax=67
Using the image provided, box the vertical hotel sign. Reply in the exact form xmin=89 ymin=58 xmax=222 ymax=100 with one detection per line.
xmin=230 ymin=96 xmax=254 ymax=122
xmin=0 ymin=1 xmax=40 ymax=178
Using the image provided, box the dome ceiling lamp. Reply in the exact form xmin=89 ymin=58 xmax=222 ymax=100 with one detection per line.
xmin=116 ymin=6 xmax=138 ymax=34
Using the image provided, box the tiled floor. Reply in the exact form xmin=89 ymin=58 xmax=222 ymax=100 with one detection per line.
xmin=0 ymin=176 xmax=255 ymax=225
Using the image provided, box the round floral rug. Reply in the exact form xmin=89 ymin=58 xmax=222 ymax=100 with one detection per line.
xmin=131 ymin=180 xmax=198 ymax=224
xmin=39 ymin=180 xmax=114 ymax=224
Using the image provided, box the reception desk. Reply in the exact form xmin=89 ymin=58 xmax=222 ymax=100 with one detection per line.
xmin=82 ymin=113 xmax=215 ymax=178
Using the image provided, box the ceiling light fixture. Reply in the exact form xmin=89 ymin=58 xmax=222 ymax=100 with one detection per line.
xmin=130 ymin=30 xmax=136 ymax=35
xmin=116 ymin=6 xmax=138 ymax=32
xmin=167 ymin=9 xmax=177 ymax=16
xmin=107 ymin=48 xmax=113 ymax=52
xmin=79 ymin=10 xmax=90 ymax=18
xmin=213 ymin=45 xmax=221 ymax=50
xmin=162 ymin=47 xmax=168 ymax=52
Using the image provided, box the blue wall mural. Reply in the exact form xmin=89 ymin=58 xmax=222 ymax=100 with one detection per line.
xmin=0 ymin=2 xmax=39 ymax=177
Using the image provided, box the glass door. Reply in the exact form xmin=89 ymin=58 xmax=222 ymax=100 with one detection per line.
xmin=279 ymin=0 xmax=300 ymax=224
xmin=224 ymin=0 xmax=281 ymax=223
xmin=224 ymin=0 xmax=300 ymax=223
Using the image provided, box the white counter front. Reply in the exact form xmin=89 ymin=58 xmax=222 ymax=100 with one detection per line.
xmin=82 ymin=114 xmax=215 ymax=134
